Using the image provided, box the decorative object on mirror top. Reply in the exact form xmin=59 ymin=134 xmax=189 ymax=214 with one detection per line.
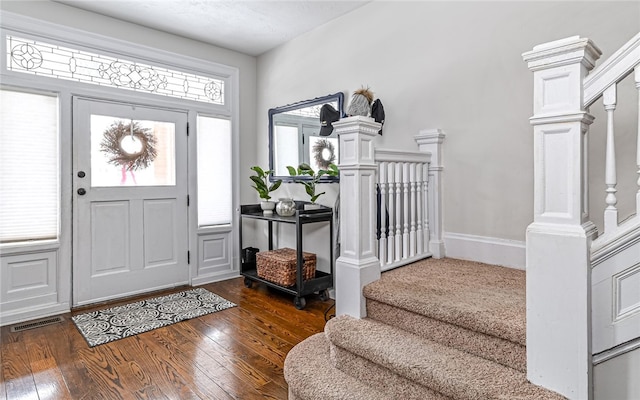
xmin=346 ymin=86 xmax=374 ymax=116
xmin=287 ymin=163 xmax=339 ymax=209
xmin=319 ymin=104 xmax=340 ymax=136
xmin=371 ymin=98 xmax=385 ymax=135
xmin=347 ymin=86 xmax=385 ymax=135
xmin=249 ymin=166 xmax=282 ymax=215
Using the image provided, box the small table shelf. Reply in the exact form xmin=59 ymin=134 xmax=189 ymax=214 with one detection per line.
xmin=239 ymin=202 xmax=334 ymax=309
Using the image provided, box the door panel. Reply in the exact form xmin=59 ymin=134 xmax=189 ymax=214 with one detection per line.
xmin=91 ymin=201 xmax=130 ymax=275
xmin=73 ymin=98 xmax=188 ymax=306
xmin=143 ymin=199 xmax=178 ymax=267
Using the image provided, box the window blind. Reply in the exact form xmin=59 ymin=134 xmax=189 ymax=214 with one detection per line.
xmin=0 ymin=89 xmax=59 ymax=243
xmin=197 ymin=115 xmax=232 ymax=226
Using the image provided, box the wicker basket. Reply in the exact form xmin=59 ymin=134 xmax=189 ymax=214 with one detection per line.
xmin=256 ymin=248 xmax=316 ymax=287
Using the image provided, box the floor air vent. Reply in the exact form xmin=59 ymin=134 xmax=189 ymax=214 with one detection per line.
xmin=10 ymin=316 xmax=64 ymax=332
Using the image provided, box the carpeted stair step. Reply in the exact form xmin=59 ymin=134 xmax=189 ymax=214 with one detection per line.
xmin=284 ymin=333 xmax=390 ymax=400
xmin=325 ymin=315 xmax=565 ymax=400
xmin=364 ymin=258 xmax=527 ymax=371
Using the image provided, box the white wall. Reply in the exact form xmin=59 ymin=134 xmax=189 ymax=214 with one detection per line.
xmin=0 ymin=0 xmax=259 ymax=205
xmin=257 ymin=1 xmax=640 ymax=244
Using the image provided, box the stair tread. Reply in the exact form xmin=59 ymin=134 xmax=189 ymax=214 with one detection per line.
xmin=326 ymin=315 xmax=564 ymax=400
xmin=364 ymin=257 xmax=526 ymax=345
xmin=284 ymin=333 xmax=390 ymax=400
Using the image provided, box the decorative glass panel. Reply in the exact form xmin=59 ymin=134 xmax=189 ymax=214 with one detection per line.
xmin=197 ymin=115 xmax=232 ymax=226
xmin=0 ymin=90 xmax=59 ymax=243
xmin=91 ymin=115 xmax=176 ymax=187
xmin=6 ymin=35 xmax=224 ymax=105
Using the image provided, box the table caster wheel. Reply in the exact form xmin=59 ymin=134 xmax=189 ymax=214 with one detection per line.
xmin=294 ymin=296 xmax=306 ymax=310
xmin=319 ymin=289 xmax=330 ymax=301
xmin=243 ymin=277 xmax=253 ymax=288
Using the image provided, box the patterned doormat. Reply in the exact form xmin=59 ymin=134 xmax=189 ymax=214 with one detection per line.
xmin=72 ymin=288 xmax=236 ymax=347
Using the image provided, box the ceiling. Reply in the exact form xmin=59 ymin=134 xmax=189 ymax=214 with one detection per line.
xmin=54 ymin=0 xmax=368 ymax=56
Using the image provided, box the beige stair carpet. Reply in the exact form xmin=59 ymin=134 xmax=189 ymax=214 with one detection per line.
xmin=326 ymin=315 xmax=564 ymax=400
xmin=364 ymin=257 xmax=527 ymax=345
xmin=367 ymin=299 xmax=526 ymax=372
xmin=285 ymin=257 xmax=565 ymax=399
xmin=365 ymin=257 xmax=528 ymax=372
xmin=284 ymin=333 xmax=389 ymax=400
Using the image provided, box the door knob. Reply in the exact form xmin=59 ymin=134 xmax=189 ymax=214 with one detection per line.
xmin=77 ymin=188 xmax=86 ymax=195
xmin=77 ymin=171 xmax=86 ymax=178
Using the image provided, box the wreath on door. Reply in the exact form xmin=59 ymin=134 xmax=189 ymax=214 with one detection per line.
xmin=100 ymin=121 xmax=157 ymax=171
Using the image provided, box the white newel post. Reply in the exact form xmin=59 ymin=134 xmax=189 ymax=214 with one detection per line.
xmin=415 ymin=129 xmax=446 ymax=258
xmin=523 ymin=37 xmax=601 ymax=399
xmin=334 ymin=116 xmax=381 ymax=318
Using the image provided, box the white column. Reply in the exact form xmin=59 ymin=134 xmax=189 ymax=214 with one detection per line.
xmin=523 ymin=36 xmax=601 ymax=400
xmin=415 ymin=129 xmax=446 ymax=258
xmin=334 ymin=116 xmax=381 ymax=318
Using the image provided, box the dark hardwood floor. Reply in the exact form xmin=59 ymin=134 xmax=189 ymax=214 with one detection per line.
xmin=0 ymin=278 xmax=333 ymax=400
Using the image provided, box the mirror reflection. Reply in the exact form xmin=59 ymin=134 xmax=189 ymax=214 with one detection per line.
xmin=269 ymin=92 xmax=344 ymax=182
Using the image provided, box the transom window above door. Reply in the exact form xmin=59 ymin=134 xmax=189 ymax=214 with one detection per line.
xmin=6 ymin=35 xmax=225 ymax=105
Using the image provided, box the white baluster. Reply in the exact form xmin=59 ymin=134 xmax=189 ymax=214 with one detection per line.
xmin=635 ymin=66 xmax=640 ymax=214
xmin=378 ymin=162 xmax=388 ymax=267
xmin=395 ymin=162 xmax=402 ymax=262
xmin=603 ymin=84 xmax=618 ymax=234
xmin=423 ymin=162 xmax=430 ymax=252
xmin=387 ymin=162 xmax=396 ymax=264
xmin=402 ymin=163 xmax=410 ymax=259
xmin=416 ymin=163 xmax=424 ymax=255
xmin=409 ymin=163 xmax=417 ymax=257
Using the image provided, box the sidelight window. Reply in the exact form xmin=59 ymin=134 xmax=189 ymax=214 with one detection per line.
xmin=197 ymin=115 xmax=232 ymax=226
xmin=0 ymin=89 xmax=59 ymax=243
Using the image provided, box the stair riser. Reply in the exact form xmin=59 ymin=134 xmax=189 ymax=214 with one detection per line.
xmin=329 ymin=343 xmax=450 ymax=400
xmin=367 ymin=299 xmax=526 ymax=372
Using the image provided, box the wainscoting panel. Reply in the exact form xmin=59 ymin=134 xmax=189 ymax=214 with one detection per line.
xmin=0 ymin=250 xmax=66 ymax=325
xmin=592 ymin=232 xmax=640 ymax=354
xmin=193 ymin=231 xmax=236 ymax=285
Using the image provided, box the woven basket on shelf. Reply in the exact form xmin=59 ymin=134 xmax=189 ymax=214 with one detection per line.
xmin=256 ymin=248 xmax=316 ymax=287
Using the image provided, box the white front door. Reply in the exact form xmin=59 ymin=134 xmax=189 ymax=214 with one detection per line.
xmin=73 ymin=98 xmax=189 ymax=306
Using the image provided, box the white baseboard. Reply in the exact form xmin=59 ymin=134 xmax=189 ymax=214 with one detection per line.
xmin=0 ymin=302 xmax=70 ymax=327
xmin=443 ymin=232 xmax=526 ymax=269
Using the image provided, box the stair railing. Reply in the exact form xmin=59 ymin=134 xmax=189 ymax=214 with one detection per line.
xmin=333 ymin=116 xmax=444 ymax=318
xmin=582 ymin=33 xmax=640 ymax=366
xmin=585 ymin=32 xmax=640 ymax=248
xmin=375 ymin=150 xmax=431 ymax=271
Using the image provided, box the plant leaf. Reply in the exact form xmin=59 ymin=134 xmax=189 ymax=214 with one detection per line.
xmin=286 ymin=166 xmax=297 ymax=176
xmin=251 ymin=166 xmax=265 ymax=176
xmin=269 ymin=180 xmax=282 ymax=191
xmin=305 ymin=185 xmax=314 ymax=197
xmin=250 ymin=175 xmax=266 ymax=189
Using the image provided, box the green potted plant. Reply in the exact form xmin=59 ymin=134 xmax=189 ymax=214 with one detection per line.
xmin=287 ymin=163 xmax=339 ymax=209
xmin=250 ymin=166 xmax=282 ymax=215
